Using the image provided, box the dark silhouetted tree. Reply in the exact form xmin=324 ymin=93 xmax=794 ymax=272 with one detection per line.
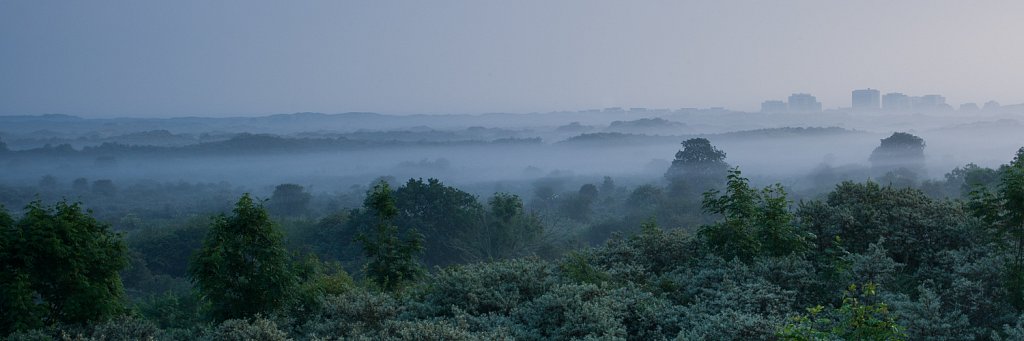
xmin=665 ymin=138 xmax=729 ymax=196
xmin=72 ymin=178 xmax=89 ymax=192
xmin=600 ymin=176 xmax=616 ymax=195
xmin=92 ymin=179 xmax=117 ymax=196
xmin=665 ymin=138 xmax=729 ymax=180
xmin=268 ymin=183 xmax=312 ymax=217
xmin=38 ymin=175 xmax=57 ymax=189
xmin=870 ymin=132 xmax=926 ymax=178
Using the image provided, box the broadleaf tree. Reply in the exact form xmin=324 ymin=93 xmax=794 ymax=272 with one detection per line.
xmin=188 ymin=194 xmax=296 ymax=321
xmin=357 ymin=181 xmax=425 ymax=292
xmin=0 ymin=201 xmax=129 ymax=334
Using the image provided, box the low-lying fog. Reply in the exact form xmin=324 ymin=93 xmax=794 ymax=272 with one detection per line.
xmin=2 ymin=108 xmax=1022 ymax=201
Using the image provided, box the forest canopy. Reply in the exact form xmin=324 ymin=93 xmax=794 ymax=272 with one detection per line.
xmin=1 ymin=137 xmax=1023 ymax=340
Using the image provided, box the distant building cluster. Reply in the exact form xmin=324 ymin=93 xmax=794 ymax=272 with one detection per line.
xmin=760 ymin=93 xmax=823 ymax=113
xmin=852 ymin=89 xmax=880 ymax=111
xmin=829 ymin=89 xmax=954 ymax=112
xmin=877 ymin=92 xmax=949 ymax=111
xmin=761 ymin=89 xmax=1004 ymax=113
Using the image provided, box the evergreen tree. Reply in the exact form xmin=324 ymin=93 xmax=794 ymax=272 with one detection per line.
xmin=189 ymin=194 xmax=296 ymax=321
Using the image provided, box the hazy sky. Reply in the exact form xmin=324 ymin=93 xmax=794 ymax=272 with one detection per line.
xmin=2 ymin=1 xmax=1023 ymax=117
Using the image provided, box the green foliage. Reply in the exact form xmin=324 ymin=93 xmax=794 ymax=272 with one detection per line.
xmin=290 ymin=255 xmax=355 ymax=315
xmin=358 ymin=181 xmax=425 ymax=292
xmin=4 ymin=316 xmax=160 ymax=341
xmin=700 ymin=168 xmax=809 ymax=262
xmin=127 ymin=222 xmax=208 ymax=278
xmin=340 ymin=179 xmax=547 ymax=271
xmin=456 ymin=193 xmax=544 ymax=261
xmin=800 ymin=181 xmax=970 ymax=272
xmin=134 ymin=290 xmax=207 ymax=330
xmin=298 ymin=289 xmax=404 ymax=338
xmin=207 ymin=315 xmax=287 ymax=341
xmin=969 ymin=147 xmax=1024 ymax=308
xmin=369 ymin=318 xmax=514 ymax=340
xmin=926 ymin=163 xmax=1002 ymax=198
xmin=662 ymin=256 xmax=794 ymax=316
xmin=188 ymin=193 xmax=297 ymax=321
xmin=756 ymin=184 xmax=806 ymax=257
xmin=393 ymin=178 xmax=480 ymax=265
xmin=424 ymin=257 xmax=556 ymax=316
xmin=843 ymin=241 xmax=902 ymax=288
xmin=0 ymin=201 xmax=129 ymax=334
xmin=992 ymin=314 xmax=1024 ymax=341
xmin=626 ymin=184 xmax=666 ymax=218
xmin=560 ymin=252 xmax=613 ymax=285
xmin=778 ymin=283 xmax=906 ymax=341
xmin=345 ymin=178 xmax=494 ymax=267
xmin=889 ymin=284 xmax=972 ymax=341
xmin=700 ymin=169 xmax=762 ymax=262
xmin=511 ymin=283 xmax=680 ymax=340
xmin=7 ymin=149 xmax=1024 ymax=340
xmin=297 ymin=211 xmax=359 ymax=267
xmin=589 ymin=219 xmax=697 ymax=279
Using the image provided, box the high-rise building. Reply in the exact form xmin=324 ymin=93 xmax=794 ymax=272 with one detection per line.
xmin=760 ymin=100 xmax=787 ymax=113
xmin=882 ymin=92 xmax=911 ymax=111
xmin=852 ymin=89 xmax=880 ymax=111
xmin=959 ymin=103 xmax=980 ymax=112
xmin=983 ymin=100 xmax=1001 ymax=112
xmin=787 ymin=93 xmax=822 ymax=112
xmin=911 ymin=95 xmax=948 ymax=111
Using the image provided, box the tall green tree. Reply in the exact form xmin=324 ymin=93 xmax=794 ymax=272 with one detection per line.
xmin=700 ymin=169 xmax=761 ymax=262
xmin=0 ymin=201 xmax=129 ymax=334
xmin=970 ymin=147 xmax=1024 ymax=307
xmin=357 ymin=181 xmax=424 ymax=292
xmin=457 ymin=193 xmax=543 ymax=261
xmin=392 ymin=178 xmax=481 ymax=265
xmin=188 ymin=194 xmax=296 ymax=321
xmin=700 ymin=168 xmax=809 ymax=262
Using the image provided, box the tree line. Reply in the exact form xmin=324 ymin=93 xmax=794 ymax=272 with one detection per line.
xmin=1 ymin=136 xmax=1023 ymax=340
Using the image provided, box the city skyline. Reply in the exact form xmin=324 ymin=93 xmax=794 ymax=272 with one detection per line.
xmin=4 ymin=1 xmax=1024 ymax=117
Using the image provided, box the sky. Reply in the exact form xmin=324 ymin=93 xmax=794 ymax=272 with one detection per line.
xmin=2 ymin=0 xmax=1024 ymax=118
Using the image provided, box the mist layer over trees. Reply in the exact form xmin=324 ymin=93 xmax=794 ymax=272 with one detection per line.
xmin=1 ymin=108 xmax=1024 ymax=340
